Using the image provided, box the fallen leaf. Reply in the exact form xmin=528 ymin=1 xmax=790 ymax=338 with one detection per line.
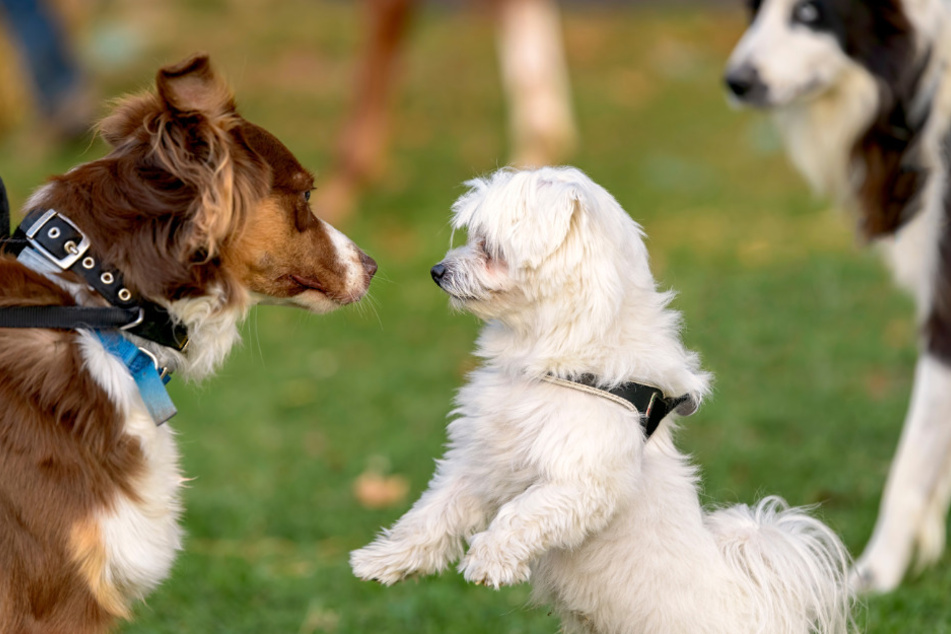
xmin=353 ymin=471 xmax=410 ymax=509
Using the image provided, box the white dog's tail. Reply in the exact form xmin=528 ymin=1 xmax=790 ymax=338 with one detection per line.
xmin=706 ymin=496 xmax=854 ymax=634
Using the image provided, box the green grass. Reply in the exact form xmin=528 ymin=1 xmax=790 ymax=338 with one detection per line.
xmin=1 ymin=1 xmax=947 ymax=631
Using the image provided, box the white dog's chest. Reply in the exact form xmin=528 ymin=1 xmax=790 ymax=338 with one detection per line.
xmin=448 ymin=377 xmax=641 ymax=506
xmin=450 ymin=406 xmax=545 ymax=495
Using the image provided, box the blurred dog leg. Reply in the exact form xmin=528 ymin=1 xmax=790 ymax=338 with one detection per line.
xmin=315 ymin=0 xmax=417 ymax=224
xmin=496 ymin=0 xmax=576 ymax=168
xmin=855 ymin=355 xmax=951 ymax=593
xmin=318 ymin=0 xmax=578 ymax=222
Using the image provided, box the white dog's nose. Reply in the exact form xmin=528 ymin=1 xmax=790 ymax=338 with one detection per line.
xmin=431 ymin=263 xmax=447 ymax=284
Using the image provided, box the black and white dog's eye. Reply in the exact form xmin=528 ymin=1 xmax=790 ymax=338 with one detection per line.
xmin=793 ymin=0 xmax=820 ymax=24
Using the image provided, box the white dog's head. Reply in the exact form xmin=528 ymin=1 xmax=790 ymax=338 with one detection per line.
xmin=432 ymin=166 xmax=710 ymax=404
xmin=432 ymin=167 xmax=651 ymax=325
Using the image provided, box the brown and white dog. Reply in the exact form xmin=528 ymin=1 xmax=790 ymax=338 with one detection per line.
xmin=0 ymin=54 xmax=376 ymax=632
xmin=724 ymin=0 xmax=951 ymax=593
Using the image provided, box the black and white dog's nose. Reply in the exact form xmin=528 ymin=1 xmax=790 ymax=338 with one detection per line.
xmin=431 ymin=263 xmax=447 ymax=284
xmin=724 ymin=64 xmax=767 ymax=105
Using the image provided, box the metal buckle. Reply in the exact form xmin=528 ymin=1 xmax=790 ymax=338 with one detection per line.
xmin=119 ymin=307 xmax=145 ymax=331
xmin=24 ymin=209 xmax=91 ymax=269
xmin=137 ymin=345 xmax=169 ymax=380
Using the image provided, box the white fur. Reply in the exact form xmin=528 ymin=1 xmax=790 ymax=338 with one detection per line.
xmin=726 ymin=0 xmax=951 ymax=593
xmin=144 ymin=286 xmax=248 ymax=381
xmin=351 ymin=167 xmax=853 ymax=633
xmin=77 ymin=331 xmax=184 ymax=602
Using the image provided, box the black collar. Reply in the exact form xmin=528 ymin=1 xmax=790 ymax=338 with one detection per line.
xmin=543 ymin=374 xmax=695 ymax=439
xmin=0 ymin=192 xmax=188 ymax=352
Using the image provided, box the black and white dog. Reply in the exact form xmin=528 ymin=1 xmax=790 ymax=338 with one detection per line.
xmin=724 ymin=0 xmax=951 ymax=593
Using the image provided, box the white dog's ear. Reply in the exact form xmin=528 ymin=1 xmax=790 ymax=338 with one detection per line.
xmin=511 ymin=177 xmax=584 ymax=268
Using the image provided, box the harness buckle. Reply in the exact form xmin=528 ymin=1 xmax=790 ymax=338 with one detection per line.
xmin=119 ymin=306 xmax=145 ymax=331
xmin=24 ymin=209 xmax=91 ymax=269
xmin=643 ymin=391 xmax=659 ymax=420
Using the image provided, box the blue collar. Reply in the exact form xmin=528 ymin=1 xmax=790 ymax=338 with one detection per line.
xmin=94 ymin=330 xmax=177 ymax=425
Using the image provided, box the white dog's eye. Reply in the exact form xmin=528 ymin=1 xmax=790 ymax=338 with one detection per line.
xmin=792 ymin=0 xmax=820 ymax=25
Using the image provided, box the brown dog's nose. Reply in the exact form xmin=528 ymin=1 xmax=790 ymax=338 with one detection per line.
xmin=361 ymin=252 xmax=378 ymax=278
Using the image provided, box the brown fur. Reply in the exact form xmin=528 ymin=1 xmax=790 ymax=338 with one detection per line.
xmin=0 ymin=259 xmax=140 ymax=634
xmin=0 ymin=53 xmax=375 ymax=633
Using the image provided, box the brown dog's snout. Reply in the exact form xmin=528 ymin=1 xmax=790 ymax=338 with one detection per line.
xmin=361 ymin=251 xmax=378 ymax=279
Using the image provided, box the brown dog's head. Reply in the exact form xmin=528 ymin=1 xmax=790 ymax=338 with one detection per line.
xmin=26 ymin=54 xmax=376 ymax=373
xmin=41 ymin=53 xmax=375 ymax=317
xmin=23 ymin=53 xmax=378 ymax=373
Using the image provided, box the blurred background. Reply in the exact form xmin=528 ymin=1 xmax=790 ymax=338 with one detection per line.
xmin=0 ymin=0 xmax=944 ymax=631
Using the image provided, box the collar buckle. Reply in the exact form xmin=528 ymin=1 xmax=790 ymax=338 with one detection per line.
xmin=24 ymin=209 xmax=91 ymax=270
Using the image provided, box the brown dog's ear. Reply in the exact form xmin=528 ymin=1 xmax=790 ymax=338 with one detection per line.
xmin=156 ymin=53 xmax=235 ymax=116
xmin=98 ymin=95 xmax=157 ymax=147
xmin=98 ymin=54 xmax=235 ymax=147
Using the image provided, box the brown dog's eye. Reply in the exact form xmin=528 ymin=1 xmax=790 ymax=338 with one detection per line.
xmin=303 ymin=190 xmax=311 ymax=202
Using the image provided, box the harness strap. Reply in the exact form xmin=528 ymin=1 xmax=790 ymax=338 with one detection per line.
xmin=0 ymin=305 xmax=141 ymax=330
xmin=0 ymin=175 xmax=8 ymax=240
xmin=543 ymin=374 xmax=695 ymax=439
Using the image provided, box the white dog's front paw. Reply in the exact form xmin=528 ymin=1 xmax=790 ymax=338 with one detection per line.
xmin=351 ymin=536 xmax=455 ymax=586
xmin=459 ymin=532 xmax=531 ymax=589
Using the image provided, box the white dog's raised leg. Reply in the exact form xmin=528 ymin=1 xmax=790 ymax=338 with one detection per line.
xmin=855 ymin=354 xmax=951 ymax=593
xmin=350 ymin=469 xmax=489 ymax=585
xmin=460 ymin=481 xmax=617 ymax=589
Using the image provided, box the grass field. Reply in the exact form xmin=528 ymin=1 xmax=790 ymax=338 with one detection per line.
xmin=1 ymin=1 xmax=949 ymax=631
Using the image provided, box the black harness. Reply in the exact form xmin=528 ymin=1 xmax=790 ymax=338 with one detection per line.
xmin=0 ymin=176 xmax=188 ymax=351
xmin=543 ymin=374 xmax=696 ymax=440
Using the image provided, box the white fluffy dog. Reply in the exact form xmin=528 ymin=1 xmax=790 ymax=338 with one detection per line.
xmin=351 ymin=166 xmax=854 ymax=633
